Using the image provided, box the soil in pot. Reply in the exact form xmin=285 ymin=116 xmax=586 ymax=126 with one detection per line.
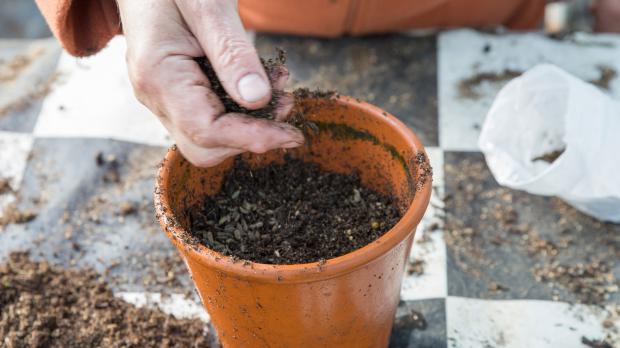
xmin=186 ymin=156 xmax=402 ymax=264
xmin=187 ymin=50 xmax=403 ymax=265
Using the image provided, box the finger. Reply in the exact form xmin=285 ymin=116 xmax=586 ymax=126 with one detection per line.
xmin=174 ymin=130 xmax=245 ymax=167
xmin=177 ymin=0 xmax=271 ymax=109
xmin=274 ymin=93 xmax=294 ymax=122
xmin=156 ymin=57 xmax=230 ymax=144
xmin=190 ymin=113 xmax=304 ymax=152
xmin=269 ymin=65 xmax=289 ymax=90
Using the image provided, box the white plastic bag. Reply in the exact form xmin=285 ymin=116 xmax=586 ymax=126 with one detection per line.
xmin=478 ymin=64 xmax=620 ymax=223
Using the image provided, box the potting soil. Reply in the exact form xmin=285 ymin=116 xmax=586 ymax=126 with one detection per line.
xmin=187 ymin=157 xmax=402 ymax=264
xmin=0 ymin=252 xmax=210 ymax=347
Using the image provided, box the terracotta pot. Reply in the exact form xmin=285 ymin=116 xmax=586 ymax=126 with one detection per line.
xmin=155 ymin=96 xmax=432 ymax=348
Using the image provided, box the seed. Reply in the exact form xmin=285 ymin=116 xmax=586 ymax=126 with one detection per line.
xmin=371 ymin=221 xmax=380 ymax=229
xmin=274 ymin=250 xmax=281 ymax=257
xmin=233 ymin=229 xmax=242 ymax=240
xmin=352 ymin=189 xmax=362 ymax=203
xmin=231 ymin=190 xmax=240 ymax=199
xmin=206 ymin=231 xmax=215 ymax=244
xmin=218 ymin=215 xmax=230 ymax=225
xmin=250 ymin=221 xmax=264 ymax=229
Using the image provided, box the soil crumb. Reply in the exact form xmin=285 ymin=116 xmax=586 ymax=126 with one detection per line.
xmin=187 ymin=156 xmax=402 ymax=264
xmin=393 ymin=308 xmax=427 ymax=331
xmin=458 ymin=69 xmax=522 ymax=99
xmin=589 ymin=65 xmax=617 ymax=91
xmin=532 ymin=148 xmax=565 ymax=163
xmin=0 ymin=252 xmax=209 ymax=347
xmin=533 ymin=260 xmax=617 ymax=305
xmin=407 ymin=259 xmax=425 ymax=276
xmin=582 ymin=336 xmax=614 ymax=348
xmin=0 ymin=203 xmax=37 ymax=226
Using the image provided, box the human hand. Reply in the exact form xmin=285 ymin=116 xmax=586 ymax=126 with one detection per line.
xmin=116 ymin=0 xmax=304 ymax=167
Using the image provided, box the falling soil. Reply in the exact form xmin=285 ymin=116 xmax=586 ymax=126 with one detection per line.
xmin=0 ymin=252 xmax=209 ymax=347
xmin=458 ymin=69 xmax=522 ymax=99
xmin=186 ymin=156 xmax=402 ymax=264
xmin=532 ymin=148 xmax=565 ymax=163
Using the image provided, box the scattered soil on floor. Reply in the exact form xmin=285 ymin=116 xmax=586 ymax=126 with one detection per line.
xmin=444 ymin=153 xmax=619 ymax=304
xmin=0 ymin=252 xmax=209 ymax=347
xmin=0 ymin=72 xmax=62 ymax=117
xmin=582 ymin=336 xmax=614 ymax=348
xmin=533 ymin=261 xmax=617 ymax=305
xmin=407 ymin=259 xmax=425 ymax=276
xmin=0 ymin=203 xmax=37 ymax=226
xmin=532 ymin=148 xmax=566 ymax=163
xmin=187 ymin=156 xmax=402 ymax=264
xmin=0 ymin=178 xmax=11 ymax=195
xmin=0 ymin=48 xmax=45 ymax=83
xmin=458 ymin=69 xmax=522 ymax=99
xmin=589 ymin=65 xmax=617 ymax=90
xmin=393 ymin=307 xmax=427 ymax=331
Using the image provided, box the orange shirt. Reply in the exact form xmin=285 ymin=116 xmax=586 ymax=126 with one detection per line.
xmin=36 ymin=0 xmax=544 ymax=56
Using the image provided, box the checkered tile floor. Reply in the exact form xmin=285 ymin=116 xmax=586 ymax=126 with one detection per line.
xmin=1 ymin=30 xmax=618 ymax=348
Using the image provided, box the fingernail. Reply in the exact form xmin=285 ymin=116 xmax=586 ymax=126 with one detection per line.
xmin=237 ymin=73 xmax=270 ymax=103
xmin=282 ymin=141 xmax=303 ymax=148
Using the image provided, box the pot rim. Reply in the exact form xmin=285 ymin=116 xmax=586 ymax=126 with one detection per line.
xmin=154 ymin=95 xmax=432 ymax=284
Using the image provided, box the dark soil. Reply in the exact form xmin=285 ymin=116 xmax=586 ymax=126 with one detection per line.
xmin=582 ymin=336 xmax=614 ymax=348
xmin=186 ymin=156 xmax=402 ymax=264
xmin=195 ymin=49 xmax=288 ymax=120
xmin=458 ymin=69 xmax=522 ymax=99
xmin=0 ymin=252 xmax=209 ymax=347
xmin=532 ymin=148 xmax=565 ymax=163
xmin=589 ymin=65 xmax=617 ymax=90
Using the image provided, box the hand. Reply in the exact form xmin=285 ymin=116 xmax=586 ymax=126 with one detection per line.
xmin=116 ymin=0 xmax=304 ymax=167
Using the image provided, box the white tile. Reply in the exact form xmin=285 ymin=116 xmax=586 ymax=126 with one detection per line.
xmin=438 ymin=29 xmax=620 ymax=151
xmin=0 ymin=131 xmax=33 ymax=218
xmin=447 ymin=297 xmax=619 ymax=348
xmin=401 ymin=147 xmax=447 ymax=300
xmin=116 ymin=291 xmax=210 ymax=322
xmin=34 ymin=37 xmax=171 ymax=146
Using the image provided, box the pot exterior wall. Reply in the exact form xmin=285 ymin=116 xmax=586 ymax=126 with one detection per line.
xmin=178 ymin=231 xmax=414 ymax=348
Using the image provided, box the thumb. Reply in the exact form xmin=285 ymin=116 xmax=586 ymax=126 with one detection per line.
xmin=177 ymin=0 xmax=271 ymax=109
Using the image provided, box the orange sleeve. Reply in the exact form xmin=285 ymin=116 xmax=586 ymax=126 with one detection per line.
xmin=35 ymin=0 xmax=122 ymax=57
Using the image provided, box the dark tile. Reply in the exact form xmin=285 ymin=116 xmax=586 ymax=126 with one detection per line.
xmin=390 ymin=298 xmax=447 ymax=348
xmin=256 ymin=34 xmax=438 ymax=146
xmin=444 ymin=152 xmax=619 ymax=305
xmin=0 ymin=40 xmax=61 ymax=132
xmin=0 ymin=0 xmax=51 ymax=38
xmin=0 ymin=138 xmax=194 ymax=296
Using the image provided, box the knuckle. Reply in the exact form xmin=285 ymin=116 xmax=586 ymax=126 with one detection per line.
xmin=214 ymin=34 xmax=256 ymax=70
xmin=248 ymin=142 xmax=269 ymax=154
xmin=126 ymin=57 xmax=157 ymax=96
xmin=180 ymin=148 xmax=221 ymax=168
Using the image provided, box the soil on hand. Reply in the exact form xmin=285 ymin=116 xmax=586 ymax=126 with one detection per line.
xmin=0 ymin=252 xmax=209 ymax=348
xmin=195 ymin=49 xmax=287 ymax=120
xmin=187 ymin=157 xmax=402 ymax=264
